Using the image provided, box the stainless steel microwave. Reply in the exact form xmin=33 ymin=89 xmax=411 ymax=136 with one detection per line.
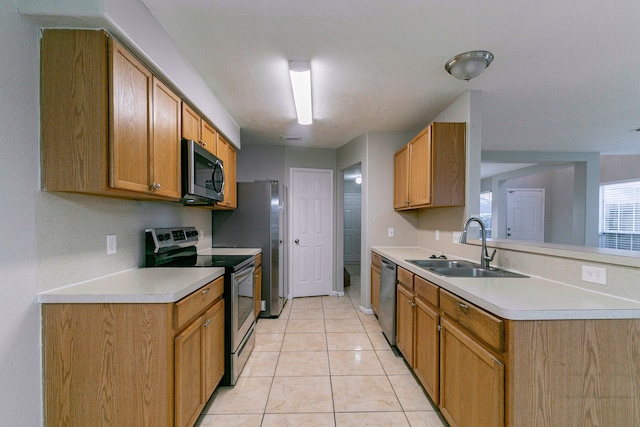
xmin=181 ymin=138 xmax=224 ymax=205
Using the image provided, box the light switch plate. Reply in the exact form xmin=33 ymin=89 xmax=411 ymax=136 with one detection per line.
xmin=107 ymin=234 xmax=117 ymax=255
xmin=388 ymin=227 xmax=394 ymax=237
xmin=452 ymin=231 xmax=461 ymax=244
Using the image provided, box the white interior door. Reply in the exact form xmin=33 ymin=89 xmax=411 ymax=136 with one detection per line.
xmin=343 ymin=193 xmax=361 ymax=263
xmin=290 ymin=168 xmax=333 ymax=297
xmin=506 ymin=188 xmax=545 ymax=241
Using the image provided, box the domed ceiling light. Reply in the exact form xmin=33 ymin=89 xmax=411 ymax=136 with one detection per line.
xmin=445 ymin=50 xmax=494 ymax=81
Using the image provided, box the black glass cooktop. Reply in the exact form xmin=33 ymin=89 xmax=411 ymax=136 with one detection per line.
xmin=160 ymin=254 xmax=253 ymax=271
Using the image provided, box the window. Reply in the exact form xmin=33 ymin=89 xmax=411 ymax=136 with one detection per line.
xmin=599 ymin=180 xmax=640 ymax=251
xmin=479 ymin=191 xmax=493 ymax=239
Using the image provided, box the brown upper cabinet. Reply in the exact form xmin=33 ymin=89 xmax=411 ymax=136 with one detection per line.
xmin=181 ymin=102 xmax=218 ymax=156
xmin=394 ymin=122 xmax=466 ymax=210
xmin=41 ymin=29 xmax=181 ymax=201
xmin=215 ymin=135 xmax=237 ymax=209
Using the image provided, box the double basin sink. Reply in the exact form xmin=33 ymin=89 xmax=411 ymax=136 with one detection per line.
xmin=407 ymin=259 xmax=528 ymax=278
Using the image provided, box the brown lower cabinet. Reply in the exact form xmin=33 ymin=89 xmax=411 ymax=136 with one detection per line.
xmin=370 ymin=252 xmax=382 ymax=315
xmin=43 ymin=277 xmax=225 ymax=427
xmin=393 ymin=267 xmax=640 ymax=427
xmin=440 ymin=317 xmax=504 ymax=427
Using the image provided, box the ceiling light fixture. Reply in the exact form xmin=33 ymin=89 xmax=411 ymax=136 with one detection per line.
xmin=445 ymin=50 xmax=494 ymax=81
xmin=289 ymin=60 xmax=313 ymax=125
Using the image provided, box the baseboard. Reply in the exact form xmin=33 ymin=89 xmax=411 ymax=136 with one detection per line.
xmin=359 ymin=306 xmax=374 ymax=315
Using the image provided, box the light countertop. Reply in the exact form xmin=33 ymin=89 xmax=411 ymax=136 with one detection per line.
xmin=372 ymin=246 xmax=640 ymax=320
xmin=37 ymin=267 xmax=225 ymax=304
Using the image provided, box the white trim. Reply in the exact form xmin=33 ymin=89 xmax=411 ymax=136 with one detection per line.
xmin=359 ymin=306 xmax=374 ymax=315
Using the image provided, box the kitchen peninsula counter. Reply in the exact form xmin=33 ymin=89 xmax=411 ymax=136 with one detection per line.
xmin=372 ymin=246 xmax=640 ymax=320
xmin=37 ymin=267 xmax=224 ymax=304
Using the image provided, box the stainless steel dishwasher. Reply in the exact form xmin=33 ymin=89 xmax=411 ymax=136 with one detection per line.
xmin=379 ymin=257 xmax=397 ymax=346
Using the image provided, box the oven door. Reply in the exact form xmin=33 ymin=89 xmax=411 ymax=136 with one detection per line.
xmin=231 ymin=261 xmax=255 ymax=350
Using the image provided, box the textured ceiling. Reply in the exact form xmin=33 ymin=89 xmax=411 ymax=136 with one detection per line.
xmin=141 ymin=0 xmax=640 ymax=153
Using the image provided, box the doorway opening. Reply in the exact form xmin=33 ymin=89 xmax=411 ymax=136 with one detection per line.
xmin=342 ymin=163 xmax=362 ymax=307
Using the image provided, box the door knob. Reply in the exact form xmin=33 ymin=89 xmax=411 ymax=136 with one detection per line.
xmin=294 ymin=239 xmax=300 ymax=245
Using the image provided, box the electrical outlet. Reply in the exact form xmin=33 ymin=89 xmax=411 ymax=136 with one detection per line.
xmin=452 ymin=231 xmax=461 ymax=244
xmin=582 ymin=265 xmax=607 ymax=285
xmin=107 ymin=234 xmax=117 ymax=255
xmin=388 ymin=227 xmax=394 ymax=237
xmin=435 ymin=230 xmax=440 ymax=241
xmin=199 ymin=229 xmax=204 ymax=240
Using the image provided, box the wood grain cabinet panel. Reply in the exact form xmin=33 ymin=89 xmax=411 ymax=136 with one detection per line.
xmin=414 ymin=296 xmax=440 ymax=405
xmin=393 ymin=145 xmax=410 ymax=209
xmin=215 ymin=135 xmax=237 ymax=209
xmin=254 ymin=265 xmax=263 ymax=318
xmin=396 ymin=282 xmax=415 ymax=366
xmin=393 ymin=122 xmax=466 ymax=210
xmin=41 ymin=29 xmax=182 ymax=201
xmin=43 ymin=277 xmax=226 ymax=427
xmin=440 ymin=317 xmax=505 ymax=427
xmin=370 ymin=264 xmax=381 ymax=315
xmin=181 ymin=102 xmax=218 ymax=156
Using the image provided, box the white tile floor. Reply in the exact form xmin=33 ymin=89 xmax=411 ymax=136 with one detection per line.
xmin=195 ymin=268 xmax=448 ymax=427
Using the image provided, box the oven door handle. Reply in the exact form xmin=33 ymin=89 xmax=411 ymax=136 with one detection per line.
xmin=234 ymin=262 xmax=255 ymax=282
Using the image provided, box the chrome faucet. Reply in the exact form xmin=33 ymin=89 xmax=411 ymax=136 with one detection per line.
xmin=460 ymin=216 xmax=496 ymax=268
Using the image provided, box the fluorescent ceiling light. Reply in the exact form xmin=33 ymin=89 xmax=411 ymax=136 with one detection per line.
xmin=289 ymin=60 xmax=312 ymax=125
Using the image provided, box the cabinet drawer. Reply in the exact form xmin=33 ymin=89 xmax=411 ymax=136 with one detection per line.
xmin=371 ymin=252 xmax=382 ymax=269
xmin=254 ymin=253 xmax=262 ymax=268
xmin=414 ymin=275 xmax=439 ymax=307
xmin=440 ymin=289 xmax=504 ymax=353
xmin=175 ymin=276 xmax=224 ymax=330
xmin=397 ymin=266 xmax=414 ymax=291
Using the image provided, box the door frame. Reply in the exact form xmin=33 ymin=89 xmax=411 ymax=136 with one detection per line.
xmin=288 ymin=167 xmax=335 ymax=298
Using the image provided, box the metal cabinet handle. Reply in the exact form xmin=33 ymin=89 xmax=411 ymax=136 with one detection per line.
xmin=457 ymin=302 xmax=469 ymax=312
xmin=294 ymin=239 xmax=300 ymax=245
xmin=202 ymin=288 xmax=210 ymax=295
xmin=203 ymin=319 xmax=211 ymax=327
xmin=150 ymin=182 xmax=161 ymax=191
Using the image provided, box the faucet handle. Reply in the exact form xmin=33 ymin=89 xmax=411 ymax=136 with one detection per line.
xmin=485 ymin=249 xmax=497 ymax=262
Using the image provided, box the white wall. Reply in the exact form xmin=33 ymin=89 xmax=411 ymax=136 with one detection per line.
xmin=336 ymin=131 xmax=414 ymax=310
xmin=0 ymin=3 xmax=43 ymax=424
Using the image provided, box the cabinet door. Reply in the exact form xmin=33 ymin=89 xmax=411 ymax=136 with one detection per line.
xmin=181 ymin=102 xmax=201 ymax=142
xmin=201 ymin=121 xmax=217 ymax=155
xmin=396 ymin=285 xmax=415 ymax=366
xmin=152 ymin=77 xmax=181 ymax=199
xmin=109 ymin=39 xmax=153 ymax=194
xmin=254 ymin=266 xmax=263 ymax=318
xmin=203 ymin=300 xmax=225 ymax=399
xmin=409 ymin=126 xmax=432 ymax=207
xmin=370 ymin=265 xmax=380 ymax=315
xmin=440 ymin=318 xmax=504 ymax=427
xmin=414 ymin=298 xmax=440 ymax=405
xmin=393 ymin=145 xmax=410 ymax=209
xmin=175 ymin=315 xmax=205 ymax=427
xmin=216 ymin=136 xmax=237 ymax=209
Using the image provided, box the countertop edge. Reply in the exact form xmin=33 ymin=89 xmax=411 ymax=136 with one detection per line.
xmin=37 ymin=268 xmax=225 ymax=304
xmin=372 ymin=246 xmax=640 ymax=320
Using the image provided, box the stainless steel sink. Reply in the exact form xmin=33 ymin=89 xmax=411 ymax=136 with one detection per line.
xmin=428 ymin=266 xmax=528 ymax=278
xmin=407 ymin=259 xmax=477 ymax=269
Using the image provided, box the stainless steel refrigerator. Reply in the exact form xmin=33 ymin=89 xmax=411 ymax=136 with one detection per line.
xmin=211 ymin=181 xmax=288 ymax=317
